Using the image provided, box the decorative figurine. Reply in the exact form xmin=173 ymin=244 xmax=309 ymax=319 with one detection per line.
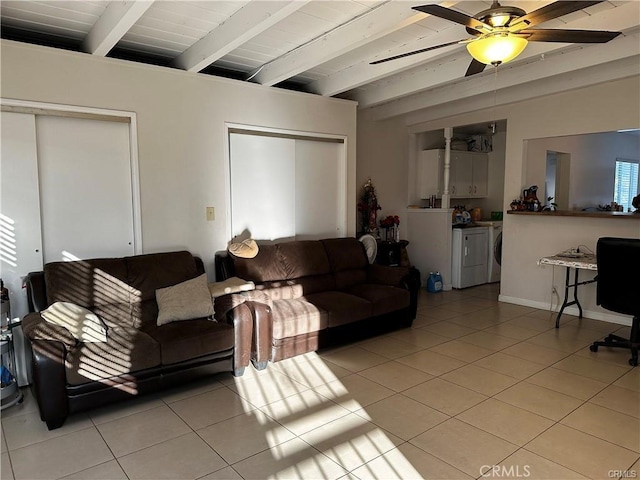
xmin=358 ymin=178 xmax=381 ymax=237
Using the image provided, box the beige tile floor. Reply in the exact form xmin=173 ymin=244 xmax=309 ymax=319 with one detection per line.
xmin=2 ymin=284 xmax=639 ymax=479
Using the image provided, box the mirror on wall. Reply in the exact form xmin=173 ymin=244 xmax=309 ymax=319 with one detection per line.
xmin=525 ymin=130 xmax=640 ymax=211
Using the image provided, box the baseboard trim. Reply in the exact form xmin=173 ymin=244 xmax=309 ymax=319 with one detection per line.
xmin=498 ymin=295 xmax=632 ymax=327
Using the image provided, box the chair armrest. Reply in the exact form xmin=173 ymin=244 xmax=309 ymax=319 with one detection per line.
xmin=22 ymin=312 xmax=78 ymax=350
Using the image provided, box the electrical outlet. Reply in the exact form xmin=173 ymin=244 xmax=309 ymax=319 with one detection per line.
xmin=206 ymin=207 xmax=215 ymax=221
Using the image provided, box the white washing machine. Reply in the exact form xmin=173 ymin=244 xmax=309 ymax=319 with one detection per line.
xmin=475 ymin=221 xmax=503 ymax=283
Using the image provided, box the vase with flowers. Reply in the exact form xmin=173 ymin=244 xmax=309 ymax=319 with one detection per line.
xmin=379 ymin=215 xmax=400 ymax=242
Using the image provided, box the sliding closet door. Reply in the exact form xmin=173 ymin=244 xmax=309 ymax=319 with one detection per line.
xmin=229 ymin=131 xmax=345 ymax=242
xmin=0 ymin=112 xmax=43 ymax=321
xmin=229 ymin=133 xmax=296 ymax=241
xmin=35 ymin=116 xmax=135 ymax=262
xmin=295 ymin=140 xmax=344 ymax=240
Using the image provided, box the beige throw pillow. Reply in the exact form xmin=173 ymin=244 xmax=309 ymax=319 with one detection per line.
xmin=208 ymin=277 xmax=255 ymax=298
xmin=228 ymin=238 xmax=259 ymax=258
xmin=41 ymin=301 xmax=108 ymax=343
xmin=156 ymin=274 xmax=214 ymax=326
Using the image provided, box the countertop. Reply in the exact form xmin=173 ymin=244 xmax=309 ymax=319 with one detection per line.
xmin=507 ymin=210 xmax=639 ymax=219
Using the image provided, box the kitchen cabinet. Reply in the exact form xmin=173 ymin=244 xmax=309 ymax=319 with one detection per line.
xmin=418 ymin=149 xmax=488 ymax=199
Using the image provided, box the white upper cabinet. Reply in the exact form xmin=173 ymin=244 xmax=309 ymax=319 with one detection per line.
xmin=418 ymin=149 xmax=488 ymax=199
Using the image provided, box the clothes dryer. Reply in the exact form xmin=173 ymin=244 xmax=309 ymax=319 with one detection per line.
xmin=475 ymin=221 xmax=503 ymax=283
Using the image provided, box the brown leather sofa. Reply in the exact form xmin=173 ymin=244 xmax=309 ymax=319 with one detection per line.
xmin=215 ymin=237 xmax=419 ymax=367
xmin=23 ymin=251 xmax=252 ymax=430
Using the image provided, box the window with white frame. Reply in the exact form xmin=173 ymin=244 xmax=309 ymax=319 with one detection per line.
xmin=614 ymin=158 xmax=639 ymax=211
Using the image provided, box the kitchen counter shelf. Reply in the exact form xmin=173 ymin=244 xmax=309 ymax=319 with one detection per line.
xmin=507 ymin=210 xmax=639 ymax=220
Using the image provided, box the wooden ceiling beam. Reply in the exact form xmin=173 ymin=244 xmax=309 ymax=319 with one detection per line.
xmin=83 ymin=1 xmax=153 ymax=57
xmin=174 ymin=1 xmax=309 ymax=73
xmin=249 ymin=2 xmax=425 ymax=87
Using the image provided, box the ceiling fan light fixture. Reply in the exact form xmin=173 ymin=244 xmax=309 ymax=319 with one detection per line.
xmin=466 ymin=34 xmax=528 ymax=66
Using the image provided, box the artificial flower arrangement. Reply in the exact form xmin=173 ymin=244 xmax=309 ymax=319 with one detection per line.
xmin=379 ymin=215 xmax=400 ymax=242
xmin=379 ymin=215 xmax=400 ymax=228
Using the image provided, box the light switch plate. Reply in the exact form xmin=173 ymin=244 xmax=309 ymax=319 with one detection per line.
xmin=206 ymin=207 xmax=215 ymax=221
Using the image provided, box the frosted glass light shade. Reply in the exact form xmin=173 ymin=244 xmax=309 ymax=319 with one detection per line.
xmin=467 ymin=35 xmax=528 ymax=65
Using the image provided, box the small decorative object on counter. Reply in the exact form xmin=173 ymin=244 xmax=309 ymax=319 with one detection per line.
xmin=542 ymin=196 xmax=558 ymax=211
xmin=426 ymin=272 xmax=443 ymax=293
xmin=452 ymin=205 xmax=469 ymax=224
xmin=522 ymin=185 xmax=541 ymax=211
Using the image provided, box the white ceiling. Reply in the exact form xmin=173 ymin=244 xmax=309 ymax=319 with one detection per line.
xmin=2 ymin=1 xmax=639 ymax=119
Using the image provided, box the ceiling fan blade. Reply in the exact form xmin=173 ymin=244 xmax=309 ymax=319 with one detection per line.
xmin=370 ymin=39 xmax=465 ymax=65
xmin=521 ymin=29 xmax=621 ymax=43
xmin=509 ymin=1 xmax=603 ymax=31
xmin=412 ymin=5 xmax=493 ymax=33
xmin=465 ymin=58 xmax=486 ymax=77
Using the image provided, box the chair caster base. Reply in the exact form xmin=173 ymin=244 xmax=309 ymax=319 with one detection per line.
xmin=589 ymin=344 xmax=598 ymax=352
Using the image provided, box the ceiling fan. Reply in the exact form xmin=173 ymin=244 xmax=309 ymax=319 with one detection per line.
xmin=371 ymin=1 xmax=622 ymax=77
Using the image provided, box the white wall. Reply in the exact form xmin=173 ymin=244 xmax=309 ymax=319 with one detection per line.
xmin=1 ymin=40 xmax=357 ymax=278
xmin=525 ymin=131 xmax=640 ymax=210
xmin=356 ymin=110 xmax=409 ymax=225
xmin=358 ymin=75 xmax=640 ymax=324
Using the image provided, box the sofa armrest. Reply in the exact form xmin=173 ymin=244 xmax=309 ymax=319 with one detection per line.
xmin=30 ymin=339 xmax=69 ymax=430
xmin=214 ymin=290 xmax=272 ymax=376
xmin=367 ymin=265 xmax=420 ymax=320
xmin=25 ymin=271 xmax=48 ymax=313
xmin=255 ymin=284 xmax=303 ymax=301
xmin=22 ymin=312 xmax=78 ymax=350
xmin=214 ymin=291 xmax=273 ymax=371
xmin=367 ymin=264 xmax=411 ymax=287
xmin=213 ymin=291 xmax=272 ymax=321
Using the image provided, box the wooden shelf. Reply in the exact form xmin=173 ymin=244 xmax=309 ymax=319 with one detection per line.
xmin=507 ymin=210 xmax=639 ymax=219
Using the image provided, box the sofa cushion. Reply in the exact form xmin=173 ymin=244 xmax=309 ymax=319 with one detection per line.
xmin=44 ymin=257 xmax=132 ymax=328
xmin=321 ymin=238 xmax=368 ymax=272
xmin=304 ymin=291 xmax=372 ymax=328
xmin=345 ymin=284 xmax=410 ymax=316
xmin=144 ymin=319 xmax=234 ymax=365
xmin=277 ymin=241 xmax=332 ymax=279
xmin=334 ymin=269 xmax=367 ymax=290
xmin=156 ymin=274 xmax=214 ymax=326
xmin=126 ymin=251 xmax=200 ymax=302
xmin=271 ymin=299 xmax=329 ymax=339
xmin=65 ymin=327 xmax=161 ymax=386
xmin=233 ymin=244 xmax=286 ymax=283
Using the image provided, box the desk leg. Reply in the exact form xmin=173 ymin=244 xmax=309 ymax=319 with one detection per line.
xmin=573 ymin=268 xmax=583 ymax=319
xmin=555 ymin=267 xmax=583 ymax=328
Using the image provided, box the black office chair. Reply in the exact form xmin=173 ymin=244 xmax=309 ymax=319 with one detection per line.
xmin=589 ymin=237 xmax=640 ymax=367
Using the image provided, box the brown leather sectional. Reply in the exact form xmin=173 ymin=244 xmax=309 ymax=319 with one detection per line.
xmin=215 ymin=237 xmax=420 ymax=367
xmin=23 ymin=251 xmax=253 ymax=430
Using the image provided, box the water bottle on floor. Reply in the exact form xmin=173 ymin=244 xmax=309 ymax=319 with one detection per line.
xmin=426 ymin=272 xmax=443 ymax=293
